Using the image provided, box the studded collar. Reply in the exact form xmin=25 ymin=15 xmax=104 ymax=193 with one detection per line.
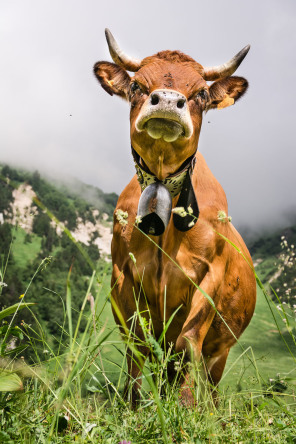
xmin=132 ymin=147 xmax=196 ymax=198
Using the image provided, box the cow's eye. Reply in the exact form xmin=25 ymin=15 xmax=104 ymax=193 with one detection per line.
xmin=130 ymin=82 xmax=140 ymax=93
xmin=196 ymin=89 xmax=208 ymax=102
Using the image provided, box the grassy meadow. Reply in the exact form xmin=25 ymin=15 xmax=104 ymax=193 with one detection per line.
xmin=1 ymin=168 xmax=296 ymax=443
xmin=1 ymin=244 xmax=296 ymax=443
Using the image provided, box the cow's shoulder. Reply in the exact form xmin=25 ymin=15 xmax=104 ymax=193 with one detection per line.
xmin=111 ymin=175 xmax=141 ymax=254
xmin=115 ymin=174 xmax=141 ymax=215
xmin=193 ymin=152 xmax=228 ymax=217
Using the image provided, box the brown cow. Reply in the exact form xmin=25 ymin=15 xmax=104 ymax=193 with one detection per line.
xmin=94 ymin=29 xmax=256 ymax=406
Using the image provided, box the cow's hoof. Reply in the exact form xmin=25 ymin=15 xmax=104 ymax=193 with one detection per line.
xmin=179 ymin=387 xmax=196 ymax=408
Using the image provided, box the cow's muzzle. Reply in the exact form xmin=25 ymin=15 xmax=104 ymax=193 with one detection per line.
xmin=137 ymin=182 xmax=172 ymax=236
xmin=135 ymin=89 xmax=193 ymax=142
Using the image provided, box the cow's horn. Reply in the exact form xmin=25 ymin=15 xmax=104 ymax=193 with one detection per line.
xmin=105 ymin=28 xmax=141 ymax=72
xmin=203 ymin=45 xmax=250 ymax=81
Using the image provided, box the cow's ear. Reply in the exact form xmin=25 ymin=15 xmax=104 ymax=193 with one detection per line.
xmin=93 ymin=61 xmax=131 ymax=100
xmin=207 ymin=76 xmax=248 ymax=110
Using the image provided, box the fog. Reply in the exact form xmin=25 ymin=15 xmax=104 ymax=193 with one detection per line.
xmin=1 ymin=0 xmax=295 ymax=234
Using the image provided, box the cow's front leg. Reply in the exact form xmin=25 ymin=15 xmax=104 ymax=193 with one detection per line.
xmin=175 ymin=272 xmax=218 ymax=407
xmin=114 ymin=307 xmax=150 ymax=408
xmin=123 ymin=342 xmax=150 ymax=407
xmin=111 ymin=264 xmax=150 ymax=407
xmin=206 ymin=348 xmax=229 ymax=406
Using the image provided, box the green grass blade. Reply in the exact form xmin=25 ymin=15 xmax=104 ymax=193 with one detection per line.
xmin=66 ymin=266 xmax=73 ymax=348
xmin=0 ymin=370 xmax=23 ymax=391
xmin=0 ymin=302 xmax=35 ymax=321
xmin=158 ymin=304 xmax=183 ymax=345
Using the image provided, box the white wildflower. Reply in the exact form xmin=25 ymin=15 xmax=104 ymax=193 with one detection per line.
xmin=135 ymin=215 xmax=142 ymax=225
xmin=217 ymin=210 xmax=227 ymax=222
xmin=188 ymin=220 xmax=195 ymax=228
xmin=174 ymin=360 xmax=182 ymax=372
xmin=129 ymin=252 xmax=137 ymax=264
xmin=217 ymin=210 xmax=232 ymax=223
xmin=187 ymin=205 xmax=193 ymax=215
xmin=172 ymin=207 xmax=187 ymax=217
xmin=115 ymin=209 xmax=128 ymax=226
xmin=283 ymin=318 xmax=287 ymax=323
xmin=0 ymin=281 xmax=7 ymax=288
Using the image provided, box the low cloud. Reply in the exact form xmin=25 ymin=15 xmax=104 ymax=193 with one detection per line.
xmin=1 ymin=0 xmax=295 ymax=235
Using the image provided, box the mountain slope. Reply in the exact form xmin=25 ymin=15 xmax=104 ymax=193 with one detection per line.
xmin=250 ymin=226 xmax=296 ymax=304
xmin=0 ymin=164 xmax=116 ymax=259
xmin=0 ymin=164 xmax=117 ymax=349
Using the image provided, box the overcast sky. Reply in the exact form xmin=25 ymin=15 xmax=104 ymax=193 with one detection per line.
xmin=1 ymin=0 xmax=295 ymax=235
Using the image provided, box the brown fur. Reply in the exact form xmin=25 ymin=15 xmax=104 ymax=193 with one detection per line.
xmin=141 ymin=50 xmax=204 ymax=74
xmin=93 ymin=46 xmax=256 ymax=407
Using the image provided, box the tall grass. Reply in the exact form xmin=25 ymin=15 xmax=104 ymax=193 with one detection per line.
xmin=1 ymin=202 xmax=296 ymax=443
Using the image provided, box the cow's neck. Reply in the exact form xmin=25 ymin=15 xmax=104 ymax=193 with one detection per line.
xmin=132 ymin=146 xmax=200 ymax=233
xmin=132 ymin=146 xmax=196 ymax=198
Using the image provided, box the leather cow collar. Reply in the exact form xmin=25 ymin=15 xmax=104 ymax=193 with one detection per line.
xmin=132 ymin=147 xmax=200 ymax=233
xmin=132 ymin=147 xmax=196 ymax=198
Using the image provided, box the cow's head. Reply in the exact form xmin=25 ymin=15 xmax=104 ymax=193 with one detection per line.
xmin=94 ymin=29 xmax=249 ymax=181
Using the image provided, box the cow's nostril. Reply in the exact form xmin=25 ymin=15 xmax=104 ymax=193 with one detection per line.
xmin=151 ymin=94 xmax=159 ymax=105
xmin=177 ymin=99 xmax=185 ymax=109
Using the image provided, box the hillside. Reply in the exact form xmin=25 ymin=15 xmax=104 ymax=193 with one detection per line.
xmin=249 ymin=226 xmax=296 ymax=305
xmin=0 ymin=164 xmax=117 ymax=348
xmin=0 ymin=165 xmax=116 ymax=257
